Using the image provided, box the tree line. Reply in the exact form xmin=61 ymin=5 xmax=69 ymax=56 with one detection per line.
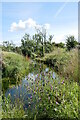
xmin=2 ymin=29 xmax=79 ymax=58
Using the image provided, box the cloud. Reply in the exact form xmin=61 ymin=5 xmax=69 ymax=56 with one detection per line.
xmin=9 ymin=18 xmax=50 ymax=32
xmin=53 ymin=30 xmax=78 ymax=43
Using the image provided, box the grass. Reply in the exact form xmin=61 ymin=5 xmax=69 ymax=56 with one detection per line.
xmin=2 ymin=63 xmax=78 ymax=119
xmin=2 ymin=49 xmax=79 ymax=119
xmin=2 ymin=51 xmax=30 ymax=92
xmin=35 ymin=48 xmax=78 ymax=82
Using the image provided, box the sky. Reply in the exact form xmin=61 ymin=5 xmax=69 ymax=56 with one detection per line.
xmin=1 ymin=2 xmax=78 ymax=45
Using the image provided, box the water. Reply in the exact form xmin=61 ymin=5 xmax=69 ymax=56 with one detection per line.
xmin=4 ymin=63 xmax=58 ymax=109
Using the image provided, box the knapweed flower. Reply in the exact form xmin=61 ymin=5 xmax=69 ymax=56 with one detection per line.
xmin=30 ymin=96 xmax=32 ymax=99
xmin=51 ymin=86 xmax=53 ymax=90
xmin=56 ymin=101 xmax=59 ymax=105
xmin=61 ymin=80 xmax=64 ymax=84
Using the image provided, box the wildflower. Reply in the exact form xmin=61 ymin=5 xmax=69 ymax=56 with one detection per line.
xmin=45 ymin=68 xmax=49 ymax=73
xmin=51 ymin=85 xmax=53 ymax=90
xmin=30 ymin=96 xmax=32 ymax=99
xmin=34 ymin=91 xmax=36 ymax=94
xmin=61 ymin=80 xmax=64 ymax=84
xmin=39 ymin=97 xmax=41 ymax=100
xmin=52 ymin=72 xmax=56 ymax=79
xmin=56 ymin=101 xmax=59 ymax=105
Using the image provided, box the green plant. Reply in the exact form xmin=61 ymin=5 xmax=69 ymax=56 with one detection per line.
xmin=2 ymin=51 xmax=30 ymax=92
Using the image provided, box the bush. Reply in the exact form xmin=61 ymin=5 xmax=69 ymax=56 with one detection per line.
xmin=2 ymin=51 xmax=30 ymax=91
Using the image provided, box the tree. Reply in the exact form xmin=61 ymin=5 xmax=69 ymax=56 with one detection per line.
xmin=2 ymin=41 xmax=15 ymax=52
xmin=21 ymin=34 xmax=35 ymax=57
xmin=66 ymin=36 xmax=78 ymax=51
xmin=35 ymin=26 xmax=46 ymax=57
xmin=55 ymin=42 xmax=65 ymax=48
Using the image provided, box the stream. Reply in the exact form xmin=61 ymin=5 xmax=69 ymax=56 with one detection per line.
xmin=4 ymin=62 xmax=59 ymax=109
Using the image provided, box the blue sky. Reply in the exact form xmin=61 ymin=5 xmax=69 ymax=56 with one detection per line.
xmin=2 ymin=2 xmax=78 ymax=45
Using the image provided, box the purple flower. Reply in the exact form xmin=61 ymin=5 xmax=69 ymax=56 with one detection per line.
xmin=61 ymin=80 xmax=64 ymax=84
xmin=52 ymin=72 xmax=56 ymax=79
xmin=56 ymin=102 xmax=59 ymax=105
xmin=30 ymin=96 xmax=32 ymax=99
xmin=51 ymin=86 xmax=53 ymax=90
xmin=34 ymin=91 xmax=36 ymax=94
xmin=39 ymin=97 xmax=41 ymax=100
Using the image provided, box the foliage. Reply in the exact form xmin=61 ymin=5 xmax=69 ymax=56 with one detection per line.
xmin=2 ymin=41 xmax=22 ymax=54
xmin=35 ymin=48 xmax=78 ymax=82
xmin=2 ymin=95 xmax=26 ymax=118
xmin=28 ymin=74 xmax=78 ymax=119
xmin=2 ymin=63 xmax=79 ymax=119
xmin=55 ymin=42 xmax=65 ymax=48
xmin=66 ymin=36 xmax=78 ymax=51
xmin=2 ymin=33 xmax=79 ymax=119
xmin=21 ymin=30 xmax=54 ymax=58
xmin=2 ymin=51 xmax=30 ymax=92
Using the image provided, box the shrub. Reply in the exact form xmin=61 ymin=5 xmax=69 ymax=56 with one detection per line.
xmin=2 ymin=51 xmax=29 ymax=92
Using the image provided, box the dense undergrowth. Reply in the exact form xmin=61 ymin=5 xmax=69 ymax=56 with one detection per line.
xmin=36 ymin=48 xmax=78 ymax=82
xmin=2 ymin=51 xmax=30 ymax=92
xmin=2 ymin=67 xmax=78 ymax=119
xmin=1 ymin=48 xmax=79 ymax=119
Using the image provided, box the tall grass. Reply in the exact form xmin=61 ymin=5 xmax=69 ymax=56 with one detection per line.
xmin=2 ymin=51 xmax=30 ymax=91
xmin=2 ymin=64 xmax=78 ymax=119
xmin=36 ymin=48 xmax=78 ymax=82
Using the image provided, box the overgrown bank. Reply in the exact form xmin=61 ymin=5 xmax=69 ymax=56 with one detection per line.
xmin=35 ymin=48 xmax=78 ymax=82
xmin=2 ymin=51 xmax=30 ymax=91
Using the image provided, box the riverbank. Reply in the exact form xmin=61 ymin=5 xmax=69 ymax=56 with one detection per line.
xmin=2 ymin=51 xmax=30 ymax=92
xmin=2 ymin=50 xmax=79 ymax=119
xmin=35 ymin=48 xmax=78 ymax=82
xmin=2 ymin=62 xmax=78 ymax=119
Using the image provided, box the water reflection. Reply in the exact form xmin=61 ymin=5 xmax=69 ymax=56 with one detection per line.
xmin=4 ymin=63 xmax=58 ymax=109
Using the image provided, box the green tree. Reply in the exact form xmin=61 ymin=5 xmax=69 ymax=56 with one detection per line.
xmin=66 ymin=36 xmax=78 ymax=51
xmin=21 ymin=33 xmax=35 ymax=57
xmin=55 ymin=42 xmax=65 ymax=48
xmin=2 ymin=41 xmax=15 ymax=52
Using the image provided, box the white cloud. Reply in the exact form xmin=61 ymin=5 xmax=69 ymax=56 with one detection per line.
xmin=26 ymin=18 xmax=36 ymax=28
xmin=10 ymin=20 xmax=26 ymax=32
xmin=9 ymin=18 xmax=50 ymax=32
xmin=53 ymin=30 xmax=78 ymax=43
